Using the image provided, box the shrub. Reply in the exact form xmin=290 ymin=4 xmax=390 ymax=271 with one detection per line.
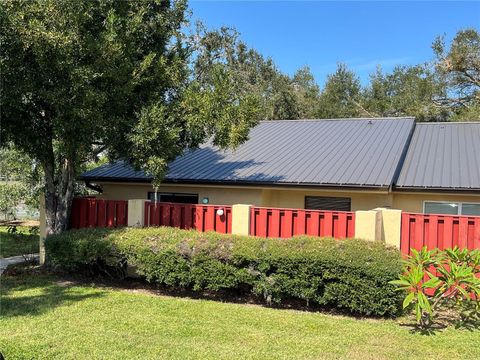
xmin=46 ymin=226 xmax=404 ymax=316
xmin=46 ymin=228 xmax=125 ymax=276
xmin=390 ymin=247 xmax=480 ymax=328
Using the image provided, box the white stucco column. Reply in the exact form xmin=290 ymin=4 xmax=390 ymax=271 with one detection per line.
xmin=231 ymin=204 xmax=252 ymax=236
xmin=127 ymin=199 xmax=149 ymax=227
xmin=375 ymin=208 xmax=402 ymax=248
xmin=354 ymin=209 xmax=381 ymax=242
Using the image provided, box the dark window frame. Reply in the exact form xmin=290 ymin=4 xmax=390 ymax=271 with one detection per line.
xmin=147 ymin=192 xmax=199 ymax=204
xmin=304 ymin=196 xmax=351 ymax=211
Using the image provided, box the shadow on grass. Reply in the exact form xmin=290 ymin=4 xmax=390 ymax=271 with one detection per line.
xmin=0 ymin=227 xmax=39 ymax=258
xmin=399 ymin=323 xmax=446 ymax=336
xmin=0 ymin=269 xmax=106 ymax=319
xmin=454 ymin=318 xmax=480 ymax=332
xmin=3 ymin=265 xmax=371 ymax=321
xmin=72 ymin=274 xmax=396 ymax=322
xmin=399 ymin=313 xmax=480 ymax=335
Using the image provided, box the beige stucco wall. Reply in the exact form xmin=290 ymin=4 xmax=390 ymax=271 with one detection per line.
xmin=99 ymin=183 xmax=264 ymax=206
xmin=262 ymin=188 xmax=392 ymax=210
xmin=95 ymin=182 xmax=480 ymax=212
xmin=392 ymin=192 xmax=480 ymax=213
xmin=97 ymin=182 xmax=393 ymax=211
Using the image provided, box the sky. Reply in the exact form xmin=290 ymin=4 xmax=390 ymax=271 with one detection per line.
xmin=189 ymin=1 xmax=480 ymax=85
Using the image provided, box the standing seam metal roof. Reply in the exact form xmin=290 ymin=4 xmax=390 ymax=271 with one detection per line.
xmin=395 ymin=122 xmax=480 ymax=190
xmin=81 ymin=117 xmax=416 ymax=188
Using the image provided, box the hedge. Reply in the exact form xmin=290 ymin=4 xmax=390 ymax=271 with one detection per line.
xmin=45 ymin=226 xmax=404 ymax=316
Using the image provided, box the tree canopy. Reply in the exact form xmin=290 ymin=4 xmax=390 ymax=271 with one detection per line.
xmin=0 ymin=145 xmax=40 ymax=219
xmin=189 ymin=26 xmax=480 ymax=122
xmin=432 ymin=29 xmax=480 ymax=120
xmin=0 ymin=0 xmax=259 ymax=233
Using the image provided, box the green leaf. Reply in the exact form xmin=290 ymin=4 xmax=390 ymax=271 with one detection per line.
xmin=456 ymin=286 xmax=470 ymax=299
xmin=403 ymin=292 xmax=415 ymax=309
xmin=415 ymin=303 xmax=422 ymax=322
xmin=418 ymin=292 xmax=432 ymax=314
xmin=422 ymin=277 xmax=440 ymax=289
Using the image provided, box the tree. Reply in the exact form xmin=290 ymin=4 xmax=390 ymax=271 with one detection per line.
xmin=0 ymin=145 xmax=41 ymax=219
xmin=192 ymin=25 xmax=323 ymax=120
xmin=363 ymin=65 xmax=448 ymax=122
xmin=0 ymin=183 xmax=25 ymax=220
xmin=291 ymin=66 xmax=321 ymax=118
xmin=1 ymin=0 xmax=259 ymax=234
xmin=316 ymin=64 xmax=365 ymax=119
xmin=432 ymin=29 xmax=480 ymax=120
xmin=266 ymin=74 xmax=300 ymax=120
xmin=191 ymin=24 xmax=291 ymax=123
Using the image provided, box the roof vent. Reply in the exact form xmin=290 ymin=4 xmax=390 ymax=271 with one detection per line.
xmin=367 ymin=120 xmax=373 ymax=125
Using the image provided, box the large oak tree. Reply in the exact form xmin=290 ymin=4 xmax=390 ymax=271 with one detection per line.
xmin=1 ymin=0 xmax=259 ymax=234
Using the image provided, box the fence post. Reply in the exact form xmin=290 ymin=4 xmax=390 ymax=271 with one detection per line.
xmin=376 ymin=208 xmax=402 ymax=248
xmin=232 ymin=204 xmax=252 ymax=236
xmin=354 ymin=210 xmax=381 ymax=242
xmin=128 ymin=199 xmax=148 ymax=227
xmin=39 ymin=193 xmax=47 ymax=265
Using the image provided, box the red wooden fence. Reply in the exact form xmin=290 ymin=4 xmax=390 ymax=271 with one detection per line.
xmin=70 ymin=197 xmax=128 ymax=229
xmin=249 ymin=206 xmax=355 ymax=239
xmin=144 ymin=202 xmax=232 ymax=234
xmin=401 ymin=212 xmax=480 ymax=255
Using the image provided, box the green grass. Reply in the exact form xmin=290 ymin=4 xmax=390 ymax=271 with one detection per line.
xmin=0 ymin=226 xmax=39 ymax=258
xmin=1 ymin=271 xmax=479 ymax=359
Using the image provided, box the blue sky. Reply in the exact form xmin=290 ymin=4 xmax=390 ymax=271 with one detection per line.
xmin=189 ymin=1 xmax=480 ymax=85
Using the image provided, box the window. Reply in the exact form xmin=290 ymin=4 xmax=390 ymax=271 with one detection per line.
xmin=148 ymin=192 xmax=198 ymax=204
xmin=305 ymin=196 xmax=351 ymax=211
xmin=462 ymin=203 xmax=480 ymax=216
xmin=423 ymin=201 xmax=480 ymax=216
xmin=424 ymin=202 xmax=459 ymax=215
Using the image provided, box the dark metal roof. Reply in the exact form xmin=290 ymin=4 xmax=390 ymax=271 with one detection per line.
xmin=396 ymin=122 xmax=480 ymax=191
xmin=81 ymin=117 xmax=416 ymax=188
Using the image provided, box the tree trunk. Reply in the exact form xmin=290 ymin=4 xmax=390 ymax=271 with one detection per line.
xmin=43 ymin=157 xmax=76 ymax=235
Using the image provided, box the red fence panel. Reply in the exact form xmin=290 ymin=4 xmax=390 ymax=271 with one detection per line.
xmin=70 ymin=197 xmax=128 ymax=229
xmin=400 ymin=212 xmax=480 ymax=255
xmin=249 ymin=206 xmax=355 ymax=239
xmin=144 ymin=202 xmax=232 ymax=234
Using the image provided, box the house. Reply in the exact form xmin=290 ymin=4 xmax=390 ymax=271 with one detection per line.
xmin=80 ymin=118 xmax=480 ymax=215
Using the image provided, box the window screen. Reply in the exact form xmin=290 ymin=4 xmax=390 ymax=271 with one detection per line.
xmin=424 ymin=202 xmax=459 ymax=215
xmin=305 ymin=196 xmax=351 ymax=211
xmin=148 ymin=192 xmax=198 ymax=204
xmin=461 ymin=203 xmax=480 ymax=216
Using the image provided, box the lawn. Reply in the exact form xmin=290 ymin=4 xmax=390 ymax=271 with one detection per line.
xmin=1 ymin=271 xmax=479 ymax=360
xmin=0 ymin=226 xmax=39 ymax=258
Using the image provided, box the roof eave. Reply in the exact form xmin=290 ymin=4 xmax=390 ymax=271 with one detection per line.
xmin=394 ymin=186 xmax=480 ymax=194
xmin=79 ymin=176 xmax=390 ymax=191
xmin=78 ymin=176 xmax=151 ymax=183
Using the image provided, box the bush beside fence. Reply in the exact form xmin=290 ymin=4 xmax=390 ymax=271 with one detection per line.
xmin=46 ymin=226 xmax=403 ymax=317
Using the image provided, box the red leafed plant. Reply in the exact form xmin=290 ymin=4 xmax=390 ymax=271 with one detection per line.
xmin=390 ymin=247 xmax=480 ymax=328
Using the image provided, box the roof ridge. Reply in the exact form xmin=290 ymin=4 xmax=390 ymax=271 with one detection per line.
xmin=417 ymin=121 xmax=480 ymax=125
xmin=259 ymin=117 xmax=415 ymax=123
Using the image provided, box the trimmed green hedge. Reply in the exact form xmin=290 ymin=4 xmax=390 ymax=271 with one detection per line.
xmin=46 ymin=227 xmax=404 ymax=316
